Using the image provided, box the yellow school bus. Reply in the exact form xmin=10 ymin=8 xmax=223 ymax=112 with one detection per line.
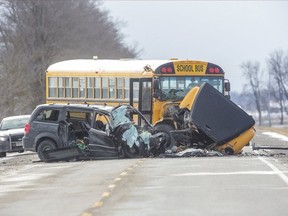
xmin=46 ymin=58 xmax=231 ymax=146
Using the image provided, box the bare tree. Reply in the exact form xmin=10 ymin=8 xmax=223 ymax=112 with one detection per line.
xmin=267 ymin=49 xmax=288 ymax=124
xmin=0 ymin=0 xmax=139 ymax=118
xmin=241 ymin=61 xmax=262 ymax=125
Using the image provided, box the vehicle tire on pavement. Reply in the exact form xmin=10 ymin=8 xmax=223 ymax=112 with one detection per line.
xmin=155 ymin=124 xmax=175 ymax=150
xmin=0 ymin=152 xmax=7 ymax=157
xmin=122 ymin=143 xmax=140 ymax=158
xmin=37 ymin=140 xmax=56 ymax=161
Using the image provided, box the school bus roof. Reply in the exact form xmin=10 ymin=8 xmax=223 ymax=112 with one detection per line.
xmin=46 ymin=59 xmax=172 ymax=74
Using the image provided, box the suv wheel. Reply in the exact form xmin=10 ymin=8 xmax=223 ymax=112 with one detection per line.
xmin=0 ymin=152 xmax=6 ymax=157
xmin=37 ymin=140 xmax=56 ymax=161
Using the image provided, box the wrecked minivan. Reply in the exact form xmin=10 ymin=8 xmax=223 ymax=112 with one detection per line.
xmin=23 ymin=104 xmax=165 ymax=162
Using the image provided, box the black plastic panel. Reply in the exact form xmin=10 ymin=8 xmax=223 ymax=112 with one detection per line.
xmin=191 ymin=83 xmax=255 ymax=144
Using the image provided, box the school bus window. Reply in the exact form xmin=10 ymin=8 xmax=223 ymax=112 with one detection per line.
xmin=48 ymin=77 xmax=57 ymax=97
xmin=185 ymin=77 xmax=200 ymax=92
xmin=178 ymin=77 xmax=185 ymax=89
xmin=58 ymin=77 xmax=64 ymax=97
xmin=94 ymin=77 xmax=101 ymax=98
xmin=160 ymin=77 xmax=188 ymax=100
xmin=161 ymin=77 xmax=169 ymax=94
xmin=124 ymin=78 xmax=129 ymax=99
xmin=116 ymin=78 xmax=123 ymax=99
xmin=79 ymin=77 xmax=86 ymax=98
xmin=170 ymin=77 xmax=177 ymax=89
xmin=142 ymin=81 xmax=152 ymax=111
xmin=133 ymin=82 xmax=139 ymax=100
xmin=102 ymin=77 xmax=108 ymax=99
xmin=109 ymin=78 xmax=115 ymax=99
xmin=212 ymin=79 xmax=222 ymax=90
xmin=72 ymin=77 xmax=78 ymax=98
xmin=201 ymin=78 xmax=223 ymax=92
xmin=65 ymin=77 xmax=71 ymax=98
xmin=87 ymin=77 xmax=93 ymax=98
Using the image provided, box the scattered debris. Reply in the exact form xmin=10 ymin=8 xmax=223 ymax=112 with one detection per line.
xmin=162 ymin=148 xmax=223 ymax=158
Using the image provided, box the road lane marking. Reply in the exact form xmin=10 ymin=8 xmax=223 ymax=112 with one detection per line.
xmin=102 ymin=192 xmax=110 ymax=198
xmin=120 ymin=171 xmax=127 ymax=176
xmin=82 ymin=159 xmax=145 ymax=215
xmin=108 ymin=184 xmax=116 ymax=189
xmin=172 ymin=171 xmax=288 ymax=176
xmin=93 ymin=201 xmax=103 ymax=208
xmin=81 ymin=213 xmax=92 ymax=216
xmin=114 ymin=177 xmax=121 ymax=182
xmin=259 ymin=157 xmax=288 ymax=185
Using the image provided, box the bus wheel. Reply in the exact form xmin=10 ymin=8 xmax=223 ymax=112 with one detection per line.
xmin=37 ymin=140 xmax=56 ymax=162
xmin=155 ymin=124 xmax=175 ymax=150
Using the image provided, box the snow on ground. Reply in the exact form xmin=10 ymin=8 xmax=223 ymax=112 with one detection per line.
xmin=262 ymin=132 xmax=288 ymax=142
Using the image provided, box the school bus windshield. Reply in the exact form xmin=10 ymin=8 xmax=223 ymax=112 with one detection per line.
xmin=159 ymin=76 xmax=223 ymax=101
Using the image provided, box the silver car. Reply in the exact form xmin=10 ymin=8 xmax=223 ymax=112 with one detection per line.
xmin=0 ymin=115 xmax=30 ymax=157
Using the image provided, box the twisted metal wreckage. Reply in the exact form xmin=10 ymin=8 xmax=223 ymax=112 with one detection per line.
xmin=42 ymin=83 xmax=256 ymax=162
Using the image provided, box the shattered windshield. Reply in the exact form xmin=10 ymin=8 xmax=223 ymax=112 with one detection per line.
xmin=159 ymin=76 xmax=223 ymax=101
xmin=110 ymin=105 xmax=153 ymax=148
xmin=110 ymin=106 xmax=132 ymax=128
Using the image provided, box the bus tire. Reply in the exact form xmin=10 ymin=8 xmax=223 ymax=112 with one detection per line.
xmin=37 ymin=140 xmax=56 ymax=162
xmin=155 ymin=124 xmax=175 ymax=150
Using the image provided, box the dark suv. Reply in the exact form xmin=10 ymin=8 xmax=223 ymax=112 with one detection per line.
xmin=23 ymin=104 xmax=165 ymax=161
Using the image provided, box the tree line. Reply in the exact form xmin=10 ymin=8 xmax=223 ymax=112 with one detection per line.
xmin=0 ymin=0 xmax=139 ymax=119
xmin=239 ymin=49 xmax=288 ymax=126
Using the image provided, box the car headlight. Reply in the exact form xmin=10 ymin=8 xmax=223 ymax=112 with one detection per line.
xmin=0 ymin=136 xmax=8 ymax=142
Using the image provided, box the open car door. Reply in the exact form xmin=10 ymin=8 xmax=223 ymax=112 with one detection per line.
xmin=87 ymin=111 xmax=119 ymax=158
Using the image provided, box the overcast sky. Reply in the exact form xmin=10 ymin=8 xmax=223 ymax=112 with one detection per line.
xmin=102 ymin=0 xmax=288 ymax=92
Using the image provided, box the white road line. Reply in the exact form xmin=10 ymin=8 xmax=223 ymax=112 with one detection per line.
xmin=172 ymin=171 xmax=287 ymax=177
xmin=259 ymin=157 xmax=288 ymax=185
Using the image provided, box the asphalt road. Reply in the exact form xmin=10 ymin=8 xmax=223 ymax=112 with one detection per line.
xmin=1 ymin=130 xmax=288 ymax=216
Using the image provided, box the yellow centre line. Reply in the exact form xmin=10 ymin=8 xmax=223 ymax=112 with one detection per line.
xmin=81 ymin=159 xmax=145 ymax=215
